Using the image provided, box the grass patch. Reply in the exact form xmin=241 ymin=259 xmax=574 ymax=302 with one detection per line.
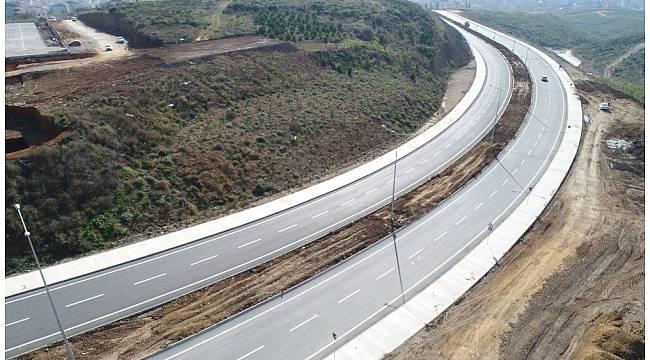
xmin=5 ymin=0 xmax=471 ymax=273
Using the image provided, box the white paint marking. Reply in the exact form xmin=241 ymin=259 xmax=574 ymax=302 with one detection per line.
xmin=419 ymin=159 xmax=430 ymax=165
xmin=375 ymin=268 xmax=394 ymax=281
xmin=238 ymin=238 xmax=262 ymax=249
xmin=339 ymin=199 xmax=355 ymax=207
xmin=434 ymin=150 xmax=441 ymax=156
xmin=433 ymin=231 xmax=447 ymax=242
xmin=527 ymin=149 xmax=532 ymax=156
xmin=235 ymin=345 xmax=264 ymax=360
xmin=445 ymin=143 xmax=451 ymax=148
xmin=190 ymin=254 xmax=219 ymax=266
xmin=474 ymin=202 xmax=484 ymax=211
xmin=133 ymin=273 xmax=166 ymax=286
xmin=489 ymin=189 xmax=498 ymax=198
xmin=404 ymin=168 xmax=414 ymax=174
xmin=289 ymin=314 xmax=319 ymax=332
xmin=501 ymin=179 xmax=509 ymax=186
xmin=277 ymin=224 xmax=298 ymax=233
xmin=65 ymin=294 xmax=104 ymax=308
xmin=311 ymin=210 xmax=329 ymax=219
xmin=365 ymin=188 xmax=378 ymax=195
xmin=520 ymin=158 xmax=526 ymax=166
xmin=463 ymin=128 xmax=469 ymax=134
xmin=336 ymin=289 xmax=361 ymax=304
xmin=456 ymin=216 xmax=468 ymax=226
xmin=408 ymin=248 xmax=424 ymax=260
xmin=512 ymin=168 xmax=519 ymax=175
xmin=534 ymin=140 xmax=538 ymax=147
xmin=6 ymin=318 xmax=30 ymax=327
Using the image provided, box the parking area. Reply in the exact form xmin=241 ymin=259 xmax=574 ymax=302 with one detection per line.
xmin=5 ymin=22 xmax=65 ymax=58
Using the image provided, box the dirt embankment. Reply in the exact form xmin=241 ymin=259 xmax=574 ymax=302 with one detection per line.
xmin=19 ymin=32 xmax=532 ymax=360
xmin=5 ymin=106 xmax=70 ymax=158
xmin=384 ymin=74 xmax=644 ymax=360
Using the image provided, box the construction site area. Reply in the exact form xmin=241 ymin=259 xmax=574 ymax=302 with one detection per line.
xmin=4 ymin=9 xmax=644 ymax=360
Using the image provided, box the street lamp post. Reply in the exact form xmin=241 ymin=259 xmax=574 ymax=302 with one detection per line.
xmin=487 ymin=84 xmax=503 ymax=143
xmin=13 ymin=204 xmax=76 ymax=360
xmin=381 ymin=124 xmax=407 ymax=304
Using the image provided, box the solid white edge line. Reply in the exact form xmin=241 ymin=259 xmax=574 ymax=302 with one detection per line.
xmin=5 ymin=31 xmax=505 ymax=355
xmin=310 ymin=13 xmax=574 ymax=359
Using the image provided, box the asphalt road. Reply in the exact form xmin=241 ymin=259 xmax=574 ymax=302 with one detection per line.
xmin=145 ymin=17 xmax=568 ymax=360
xmin=5 ymin=21 xmax=512 ymax=358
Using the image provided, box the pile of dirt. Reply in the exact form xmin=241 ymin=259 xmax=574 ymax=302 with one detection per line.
xmin=384 ymin=61 xmax=644 ymax=360
xmin=19 ymin=34 xmax=532 ymax=360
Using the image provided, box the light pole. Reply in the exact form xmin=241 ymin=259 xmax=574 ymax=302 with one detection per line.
xmin=487 ymin=84 xmax=503 ymax=143
xmin=381 ymin=124 xmax=407 ymax=304
xmin=13 ymin=204 xmax=76 ymax=360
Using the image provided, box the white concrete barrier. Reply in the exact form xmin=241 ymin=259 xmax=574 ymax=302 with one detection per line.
xmin=6 ymin=38 xmax=488 ymax=297
xmin=324 ymin=11 xmax=583 ymax=359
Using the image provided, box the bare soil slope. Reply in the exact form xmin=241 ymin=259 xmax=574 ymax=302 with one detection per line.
xmin=385 ymin=81 xmax=644 ymax=359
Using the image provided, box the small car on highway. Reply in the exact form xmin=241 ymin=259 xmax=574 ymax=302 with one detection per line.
xmin=116 ymin=36 xmax=125 ymax=44
xmin=541 ymin=75 xmax=548 ymax=82
xmin=104 ymin=44 xmax=114 ymax=51
xmin=71 ymin=17 xmax=77 ymax=21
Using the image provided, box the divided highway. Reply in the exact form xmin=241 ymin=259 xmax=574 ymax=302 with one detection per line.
xmin=4 ymin=21 xmax=512 ymax=358
xmin=145 ymin=17 xmax=569 ymax=360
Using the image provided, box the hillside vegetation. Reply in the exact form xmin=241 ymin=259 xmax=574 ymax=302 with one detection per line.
xmin=5 ymin=0 xmax=471 ymax=273
xmin=463 ymin=9 xmax=644 ymax=101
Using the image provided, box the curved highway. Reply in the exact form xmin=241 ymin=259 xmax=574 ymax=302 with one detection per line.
xmin=5 ymin=20 xmax=512 ymax=358
xmin=145 ymin=16 xmax=569 ymax=360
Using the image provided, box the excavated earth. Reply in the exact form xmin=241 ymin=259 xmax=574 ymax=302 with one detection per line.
xmin=19 ymin=33 xmax=532 ymax=360
xmin=384 ymin=79 xmax=644 ymax=360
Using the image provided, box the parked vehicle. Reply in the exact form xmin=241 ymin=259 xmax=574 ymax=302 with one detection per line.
xmin=71 ymin=17 xmax=77 ymax=21
xmin=599 ymin=102 xmax=611 ymax=112
xmin=49 ymin=16 xmax=57 ymax=21
xmin=116 ymin=36 xmax=125 ymax=44
xmin=67 ymin=40 xmax=82 ymax=47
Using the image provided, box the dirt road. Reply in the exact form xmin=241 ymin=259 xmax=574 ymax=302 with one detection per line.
xmin=385 ymin=82 xmax=644 ymax=360
xmin=61 ymin=19 xmax=130 ymax=57
xmin=603 ymin=42 xmax=645 ymax=79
